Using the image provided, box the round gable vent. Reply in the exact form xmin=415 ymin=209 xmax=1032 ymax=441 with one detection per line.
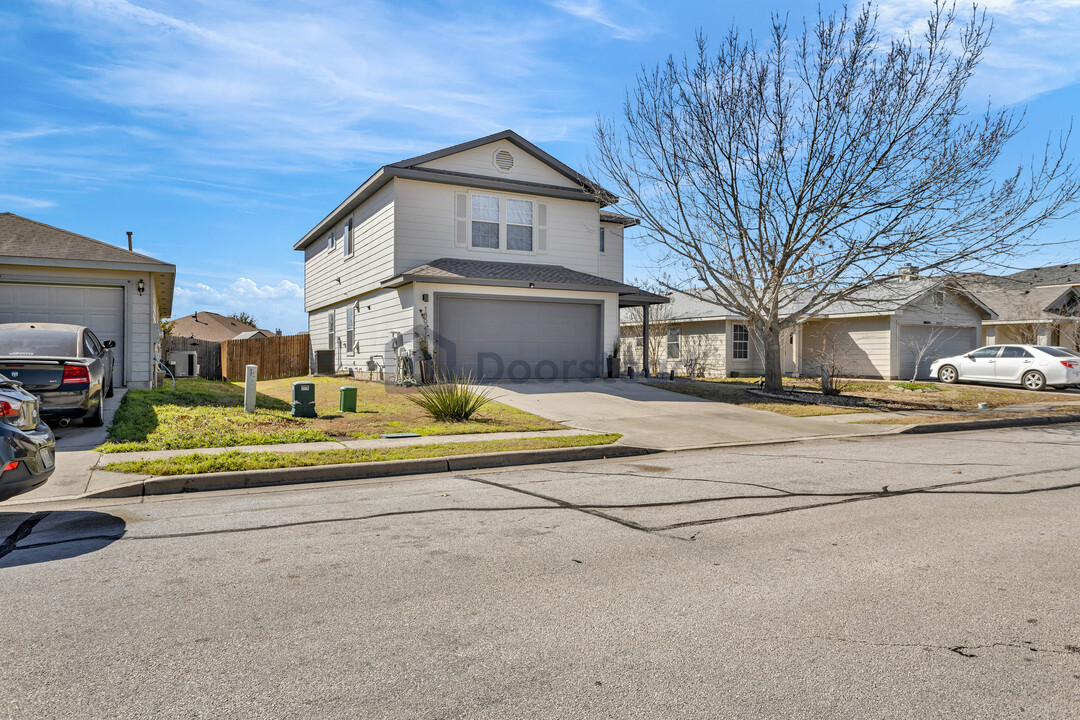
xmin=493 ymin=148 xmax=514 ymax=173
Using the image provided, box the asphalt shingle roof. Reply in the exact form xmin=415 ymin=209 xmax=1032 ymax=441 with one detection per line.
xmin=396 ymin=257 xmax=633 ymax=290
xmin=0 ymin=212 xmax=173 ymax=268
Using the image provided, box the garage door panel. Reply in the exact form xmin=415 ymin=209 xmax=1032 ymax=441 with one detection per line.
xmin=0 ymin=283 xmax=125 ymax=384
xmin=438 ymin=297 xmax=601 ymax=380
xmin=899 ymin=326 xmax=976 ymax=380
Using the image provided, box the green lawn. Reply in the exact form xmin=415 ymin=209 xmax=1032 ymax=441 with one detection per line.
xmin=99 ymin=377 xmax=562 ymax=453
xmin=103 ymin=433 xmax=622 ymax=475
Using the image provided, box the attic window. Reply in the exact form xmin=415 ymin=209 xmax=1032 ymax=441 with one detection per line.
xmin=493 ymin=148 xmax=514 ymax=173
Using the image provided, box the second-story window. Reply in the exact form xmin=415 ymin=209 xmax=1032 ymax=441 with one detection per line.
xmin=343 ymin=219 xmax=353 ymax=258
xmin=471 ymin=194 xmax=500 ymax=249
xmin=506 ymin=199 xmax=533 ymax=252
xmin=327 ymin=229 xmax=335 ymax=252
xmin=599 ymin=227 xmax=605 ymax=253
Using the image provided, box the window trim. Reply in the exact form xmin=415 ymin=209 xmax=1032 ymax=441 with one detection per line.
xmin=667 ymin=326 xmax=680 ymax=360
xmin=732 ymin=323 xmax=750 ymax=360
xmin=343 ymin=218 xmax=353 ymax=258
xmin=345 ymin=306 xmax=355 ymax=356
xmin=467 ymin=192 xmax=537 ymax=255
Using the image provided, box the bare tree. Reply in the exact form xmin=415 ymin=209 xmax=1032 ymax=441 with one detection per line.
xmin=592 ymin=1 xmax=1080 ymax=391
xmin=804 ymin=323 xmax=855 ymax=395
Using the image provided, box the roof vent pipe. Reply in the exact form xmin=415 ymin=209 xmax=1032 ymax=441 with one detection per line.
xmin=127 ymin=231 xmax=133 ymax=251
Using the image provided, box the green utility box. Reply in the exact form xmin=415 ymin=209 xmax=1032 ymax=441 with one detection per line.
xmin=339 ymin=385 xmax=357 ymax=413
xmin=291 ymin=381 xmax=317 ymax=418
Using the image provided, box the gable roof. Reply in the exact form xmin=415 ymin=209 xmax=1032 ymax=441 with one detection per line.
xmin=659 ymin=277 xmax=994 ymax=323
xmin=964 ymin=270 xmax=1080 ymax=323
xmin=0 ymin=213 xmax=174 ymax=270
xmin=171 ymin=311 xmax=264 ymax=343
xmin=1 ymin=212 xmax=175 ymax=316
xmin=295 ymin=130 xmax=619 ymax=251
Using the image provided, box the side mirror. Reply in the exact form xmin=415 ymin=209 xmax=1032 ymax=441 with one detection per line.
xmin=103 ymin=340 xmax=116 ymax=349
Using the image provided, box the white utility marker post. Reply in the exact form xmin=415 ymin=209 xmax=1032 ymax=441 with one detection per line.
xmin=244 ymin=364 xmax=257 ymax=413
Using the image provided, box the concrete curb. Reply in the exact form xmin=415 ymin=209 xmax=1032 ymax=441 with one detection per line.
xmin=897 ymin=413 xmax=1080 ymax=435
xmin=85 ymin=443 xmax=651 ymax=499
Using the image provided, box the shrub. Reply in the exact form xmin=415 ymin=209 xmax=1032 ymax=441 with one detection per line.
xmin=409 ymin=374 xmax=492 ymax=421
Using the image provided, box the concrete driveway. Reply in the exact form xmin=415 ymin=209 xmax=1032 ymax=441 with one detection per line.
xmin=12 ymin=389 xmax=127 ymax=503
xmin=488 ymin=378 xmax=883 ymax=450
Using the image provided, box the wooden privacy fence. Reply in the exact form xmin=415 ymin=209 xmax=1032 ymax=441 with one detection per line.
xmin=221 ymin=333 xmax=310 ymax=381
xmin=164 ymin=335 xmax=222 ymax=380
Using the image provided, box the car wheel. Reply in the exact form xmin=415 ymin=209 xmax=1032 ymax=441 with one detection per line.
xmin=1022 ymin=370 xmax=1046 ymax=392
xmin=84 ymin=392 xmax=105 ymax=426
xmin=938 ymin=365 xmax=958 ymax=384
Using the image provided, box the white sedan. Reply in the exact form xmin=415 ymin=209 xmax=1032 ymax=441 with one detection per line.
xmin=929 ymin=344 xmax=1080 ymax=391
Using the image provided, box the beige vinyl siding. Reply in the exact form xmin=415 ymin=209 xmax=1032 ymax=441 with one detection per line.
xmin=307 ymin=286 xmax=414 ymax=378
xmin=416 ymin=141 xmax=580 ymax=188
xmin=896 ymin=289 xmax=983 ymax=327
xmin=305 ymin=182 xmax=395 ymax=312
xmin=675 ymin=320 xmax=726 ymax=377
xmin=597 ymin=223 xmax=624 ymax=285
xmin=801 ymin=316 xmax=892 ymax=378
xmin=392 ymin=180 xmax=615 ymax=281
xmin=0 ymin=265 xmax=158 ymax=387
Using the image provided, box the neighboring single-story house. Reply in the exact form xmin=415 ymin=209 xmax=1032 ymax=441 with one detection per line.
xmin=0 ymin=212 xmax=175 ymax=388
xmin=171 ymin=311 xmax=274 ymax=342
xmin=621 ymin=272 xmax=995 ymax=381
xmin=963 ymin=265 xmax=1080 ymax=349
xmin=295 ymin=130 xmax=665 ymax=381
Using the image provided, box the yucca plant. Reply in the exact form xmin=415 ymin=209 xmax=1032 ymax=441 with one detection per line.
xmin=409 ymin=372 xmax=492 ymax=421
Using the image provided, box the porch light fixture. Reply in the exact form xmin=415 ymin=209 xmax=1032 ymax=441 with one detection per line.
xmin=137 ymin=279 xmax=145 ymax=295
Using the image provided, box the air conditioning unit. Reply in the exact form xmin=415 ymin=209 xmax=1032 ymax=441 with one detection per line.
xmin=314 ymin=350 xmax=335 ymax=375
xmin=172 ymin=350 xmax=199 ymax=378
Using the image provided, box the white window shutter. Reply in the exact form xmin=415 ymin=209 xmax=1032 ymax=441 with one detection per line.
xmin=455 ymin=192 xmax=468 ymax=247
xmin=536 ymin=202 xmax=547 ymax=253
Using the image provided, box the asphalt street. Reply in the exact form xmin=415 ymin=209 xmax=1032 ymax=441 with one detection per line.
xmin=2 ymin=425 xmax=1079 ymax=719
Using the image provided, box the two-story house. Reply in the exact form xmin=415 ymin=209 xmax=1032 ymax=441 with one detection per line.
xmin=295 ymin=130 xmax=665 ymax=380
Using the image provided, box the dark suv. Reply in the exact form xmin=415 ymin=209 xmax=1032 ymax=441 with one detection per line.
xmin=0 ymin=373 xmax=55 ymax=502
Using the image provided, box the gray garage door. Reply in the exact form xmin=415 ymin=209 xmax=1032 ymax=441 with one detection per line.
xmin=437 ymin=297 xmax=602 ymax=380
xmin=0 ymin=282 xmax=126 ymax=384
xmin=898 ymin=325 xmax=977 ymax=380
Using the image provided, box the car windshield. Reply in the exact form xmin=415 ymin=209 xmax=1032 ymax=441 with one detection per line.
xmin=1035 ymin=346 xmax=1073 ymax=358
xmin=0 ymin=329 xmax=78 ymax=356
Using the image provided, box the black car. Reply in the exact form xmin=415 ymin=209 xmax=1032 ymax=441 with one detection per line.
xmin=0 ymin=373 xmax=55 ymax=502
xmin=0 ymin=323 xmax=115 ymax=427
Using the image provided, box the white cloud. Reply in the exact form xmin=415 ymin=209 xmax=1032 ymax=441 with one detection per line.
xmin=547 ymin=0 xmax=649 ymax=40
xmin=876 ymin=0 xmax=1080 ymax=105
xmin=0 ymin=194 xmax=56 ymax=209
xmin=173 ymin=276 xmax=306 ymax=331
xmin=29 ymin=0 xmax=594 ymax=168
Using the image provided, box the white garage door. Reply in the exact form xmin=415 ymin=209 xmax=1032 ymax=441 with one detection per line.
xmin=437 ymin=297 xmax=602 ymax=380
xmin=0 ymin=283 xmax=125 ymax=384
xmin=898 ymin=326 xmax=977 ymax=380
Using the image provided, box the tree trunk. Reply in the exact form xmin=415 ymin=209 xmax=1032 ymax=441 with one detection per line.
xmin=755 ymin=322 xmax=784 ymax=392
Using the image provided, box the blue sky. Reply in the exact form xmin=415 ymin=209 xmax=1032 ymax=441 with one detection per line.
xmin=3 ymin=0 xmax=1080 ymax=333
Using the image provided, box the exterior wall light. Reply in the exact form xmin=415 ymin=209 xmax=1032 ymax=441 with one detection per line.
xmin=137 ymin=279 xmax=145 ymax=295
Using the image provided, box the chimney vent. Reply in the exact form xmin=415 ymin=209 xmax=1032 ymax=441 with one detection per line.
xmin=897 ymin=265 xmax=919 ymax=281
xmin=126 ymin=231 xmax=133 ymax=251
